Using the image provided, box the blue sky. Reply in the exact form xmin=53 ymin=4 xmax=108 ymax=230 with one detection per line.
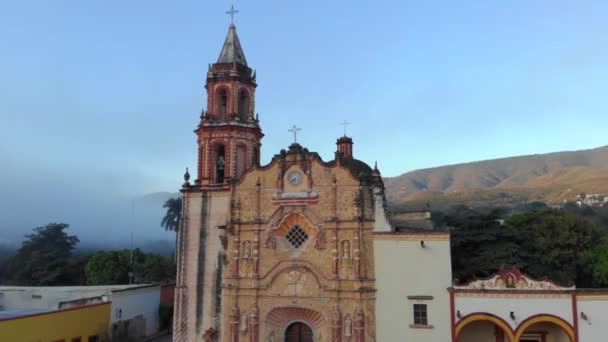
xmin=1 ymin=1 xmax=607 ymax=244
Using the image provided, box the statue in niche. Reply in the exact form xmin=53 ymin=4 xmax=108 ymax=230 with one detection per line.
xmin=341 ymin=240 xmax=351 ymax=259
xmin=250 ymin=305 xmax=259 ymax=322
xmin=240 ymin=311 xmax=248 ymax=332
xmin=264 ymin=226 xmax=277 ymax=249
xmin=354 ymin=306 xmax=364 ymax=328
xmin=230 ymin=303 xmax=239 ymax=322
xmin=506 ymin=274 xmax=516 ymax=288
xmin=243 ymin=241 xmax=252 ymax=259
xmin=343 ymin=314 xmax=353 ymax=337
xmin=331 ymin=304 xmax=342 ymax=326
xmin=268 ymin=331 xmax=276 ymax=342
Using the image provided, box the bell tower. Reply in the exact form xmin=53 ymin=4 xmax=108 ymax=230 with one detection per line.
xmin=196 ymin=23 xmax=263 ymax=186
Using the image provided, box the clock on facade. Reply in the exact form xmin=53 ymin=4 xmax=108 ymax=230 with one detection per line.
xmin=287 ymin=171 xmax=302 ymax=185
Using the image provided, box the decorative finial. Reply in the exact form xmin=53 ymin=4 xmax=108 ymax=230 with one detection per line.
xmin=226 ymin=5 xmax=239 ymax=24
xmin=340 ymin=120 xmax=351 ymax=137
xmin=183 ymin=167 xmax=191 ymax=187
xmin=374 ymin=161 xmax=378 ymax=171
xmin=288 ymin=125 xmax=302 ymax=143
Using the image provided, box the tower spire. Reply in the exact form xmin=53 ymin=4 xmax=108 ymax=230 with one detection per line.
xmin=217 ymin=19 xmax=248 ymax=66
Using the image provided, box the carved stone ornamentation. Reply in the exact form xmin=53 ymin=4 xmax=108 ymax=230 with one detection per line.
xmin=330 ymin=304 xmax=342 ymax=342
xmin=354 ymin=306 xmax=365 ymax=342
xmin=314 ymin=224 xmax=326 ymax=250
xmin=230 ymin=303 xmax=240 ymax=342
xmin=264 ymin=226 xmax=277 ymax=249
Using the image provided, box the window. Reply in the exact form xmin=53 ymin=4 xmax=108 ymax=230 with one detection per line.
xmin=238 ymin=89 xmax=250 ymax=119
xmin=285 ymin=225 xmax=308 ymax=248
xmin=413 ymin=304 xmax=428 ymax=326
xmin=88 ymin=336 xmax=98 ymax=342
xmin=218 ymin=89 xmax=228 ymax=115
xmin=213 ymin=144 xmax=225 ymax=184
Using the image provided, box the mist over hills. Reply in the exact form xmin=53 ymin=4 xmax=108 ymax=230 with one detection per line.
xmin=384 ymin=145 xmax=608 ymax=210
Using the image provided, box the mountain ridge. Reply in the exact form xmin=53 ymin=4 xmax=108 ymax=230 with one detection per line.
xmin=384 ymin=145 xmax=608 ymax=209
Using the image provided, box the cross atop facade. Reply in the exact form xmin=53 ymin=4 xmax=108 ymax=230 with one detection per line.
xmin=288 ymin=125 xmax=302 ymax=143
xmin=340 ymin=120 xmax=351 ymax=136
xmin=226 ymin=5 xmax=239 ymax=24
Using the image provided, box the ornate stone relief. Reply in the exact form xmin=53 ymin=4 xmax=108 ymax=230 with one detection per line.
xmin=453 ymin=267 xmax=575 ymax=290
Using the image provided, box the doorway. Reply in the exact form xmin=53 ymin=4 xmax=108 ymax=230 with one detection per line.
xmin=284 ymin=322 xmax=313 ymax=342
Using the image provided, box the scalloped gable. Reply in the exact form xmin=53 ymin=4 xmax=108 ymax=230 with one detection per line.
xmin=453 ymin=267 xmax=575 ymax=291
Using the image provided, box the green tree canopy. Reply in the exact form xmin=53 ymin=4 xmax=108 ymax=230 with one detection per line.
xmin=85 ymin=248 xmax=175 ymax=285
xmin=8 ymin=223 xmax=79 ymax=285
xmin=507 ymin=208 xmax=602 ymax=286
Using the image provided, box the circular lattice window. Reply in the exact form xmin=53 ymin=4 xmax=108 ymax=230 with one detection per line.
xmin=285 ymin=225 xmax=308 ymax=249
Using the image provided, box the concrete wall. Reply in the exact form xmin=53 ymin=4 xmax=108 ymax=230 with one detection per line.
xmin=0 ymin=285 xmax=129 ymax=310
xmin=0 ymin=302 xmax=111 ymax=341
xmin=374 ymin=233 xmax=452 ymax=341
xmin=0 ymin=284 xmax=160 ymax=338
xmin=577 ymin=294 xmax=608 ymax=342
xmin=111 ymin=285 xmax=160 ymax=336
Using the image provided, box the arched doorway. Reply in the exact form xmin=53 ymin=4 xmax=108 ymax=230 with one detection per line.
xmin=515 ymin=315 xmax=574 ymax=342
xmin=456 ymin=313 xmax=515 ymax=342
xmin=284 ymin=322 xmax=313 ymax=342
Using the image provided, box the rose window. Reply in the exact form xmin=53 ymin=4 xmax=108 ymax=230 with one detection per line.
xmin=285 ymin=225 xmax=308 ymax=249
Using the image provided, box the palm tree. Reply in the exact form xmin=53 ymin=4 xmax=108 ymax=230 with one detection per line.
xmin=161 ymin=197 xmax=182 ymax=264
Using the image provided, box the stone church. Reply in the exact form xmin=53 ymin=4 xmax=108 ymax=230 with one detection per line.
xmin=172 ymin=22 xmax=452 ymax=342
xmin=173 ymin=22 xmax=608 ymax=342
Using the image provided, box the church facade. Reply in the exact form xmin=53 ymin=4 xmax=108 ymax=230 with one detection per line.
xmin=173 ymin=23 xmax=608 ymax=342
xmin=172 ymin=23 xmax=452 ymax=342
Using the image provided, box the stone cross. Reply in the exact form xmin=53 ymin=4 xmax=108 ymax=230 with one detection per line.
xmin=226 ymin=5 xmax=239 ymax=23
xmin=340 ymin=120 xmax=351 ymax=136
xmin=289 ymin=125 xmax=302 ymax=143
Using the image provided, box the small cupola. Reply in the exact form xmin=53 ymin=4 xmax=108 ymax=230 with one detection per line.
xmin=336 ymin=136 xmax=353 ymax=159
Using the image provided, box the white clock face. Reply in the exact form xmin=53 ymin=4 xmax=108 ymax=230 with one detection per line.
xmin=287 ymin=171 xmax=302 ymax=185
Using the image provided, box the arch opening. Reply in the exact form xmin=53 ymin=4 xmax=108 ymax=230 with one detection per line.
xmin=217 ymin=88 xmax=228 ymax=116
xmin=515 ymin=315 xmax=574 ymax=342
xmin=284 ymin=321 xmax=313 ymax=342
xmin=238 ymin=89 xmax=250 ymax=120
xmin=456 ymin=313 xmax=514 ymax=342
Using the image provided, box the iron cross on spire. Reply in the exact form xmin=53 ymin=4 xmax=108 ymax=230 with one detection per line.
xmin=289 ymin=125 xmax=302 ymax=143
xmin=226 ymin=5 xmax=239 ymax=24
xmin=340 ymin=120 xmax=351 ymax=136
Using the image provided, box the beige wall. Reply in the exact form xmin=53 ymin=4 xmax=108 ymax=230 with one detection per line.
xmin=373 ymin=234 xmax=452 ymax=342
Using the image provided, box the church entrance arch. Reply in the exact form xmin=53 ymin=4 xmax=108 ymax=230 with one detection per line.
xmin=284 ymin=321 xmax=314 ymax=342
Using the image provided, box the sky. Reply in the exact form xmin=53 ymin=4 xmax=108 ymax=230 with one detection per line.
xmin=1 ymin=0 xmax=607 ymax=245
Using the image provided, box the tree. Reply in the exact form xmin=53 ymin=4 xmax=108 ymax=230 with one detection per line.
xmin=161 ymin=198 xmax=182 ymax=232
xmin=85 ymin=250 xmax=131 ymax=285
xmin=444 ymin=206 xmax=524 ymax=281
xmin=85 ymin=249 xmax=175 ymax=285
xmin=161 ymin=197 xmax=182 ymax=261
xmin=506 ymin=208 xmax=602 ymax=286
xmin=8 ymin=223 xmax=79 ymax=285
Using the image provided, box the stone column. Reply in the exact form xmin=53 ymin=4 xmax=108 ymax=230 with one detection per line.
xmin=354 ymin=307 xmax=365 ymax=342
xmin=230 ymin=304 xmax=240 ymax=342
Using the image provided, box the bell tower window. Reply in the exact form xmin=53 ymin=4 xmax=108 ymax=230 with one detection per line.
xmin=217 ymin=89 xmax=228 ymax=116
xmin=214 ymin=144 xmax=226 ymax=184
xmin=238 ymin=89 xmax=250 ymax=120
